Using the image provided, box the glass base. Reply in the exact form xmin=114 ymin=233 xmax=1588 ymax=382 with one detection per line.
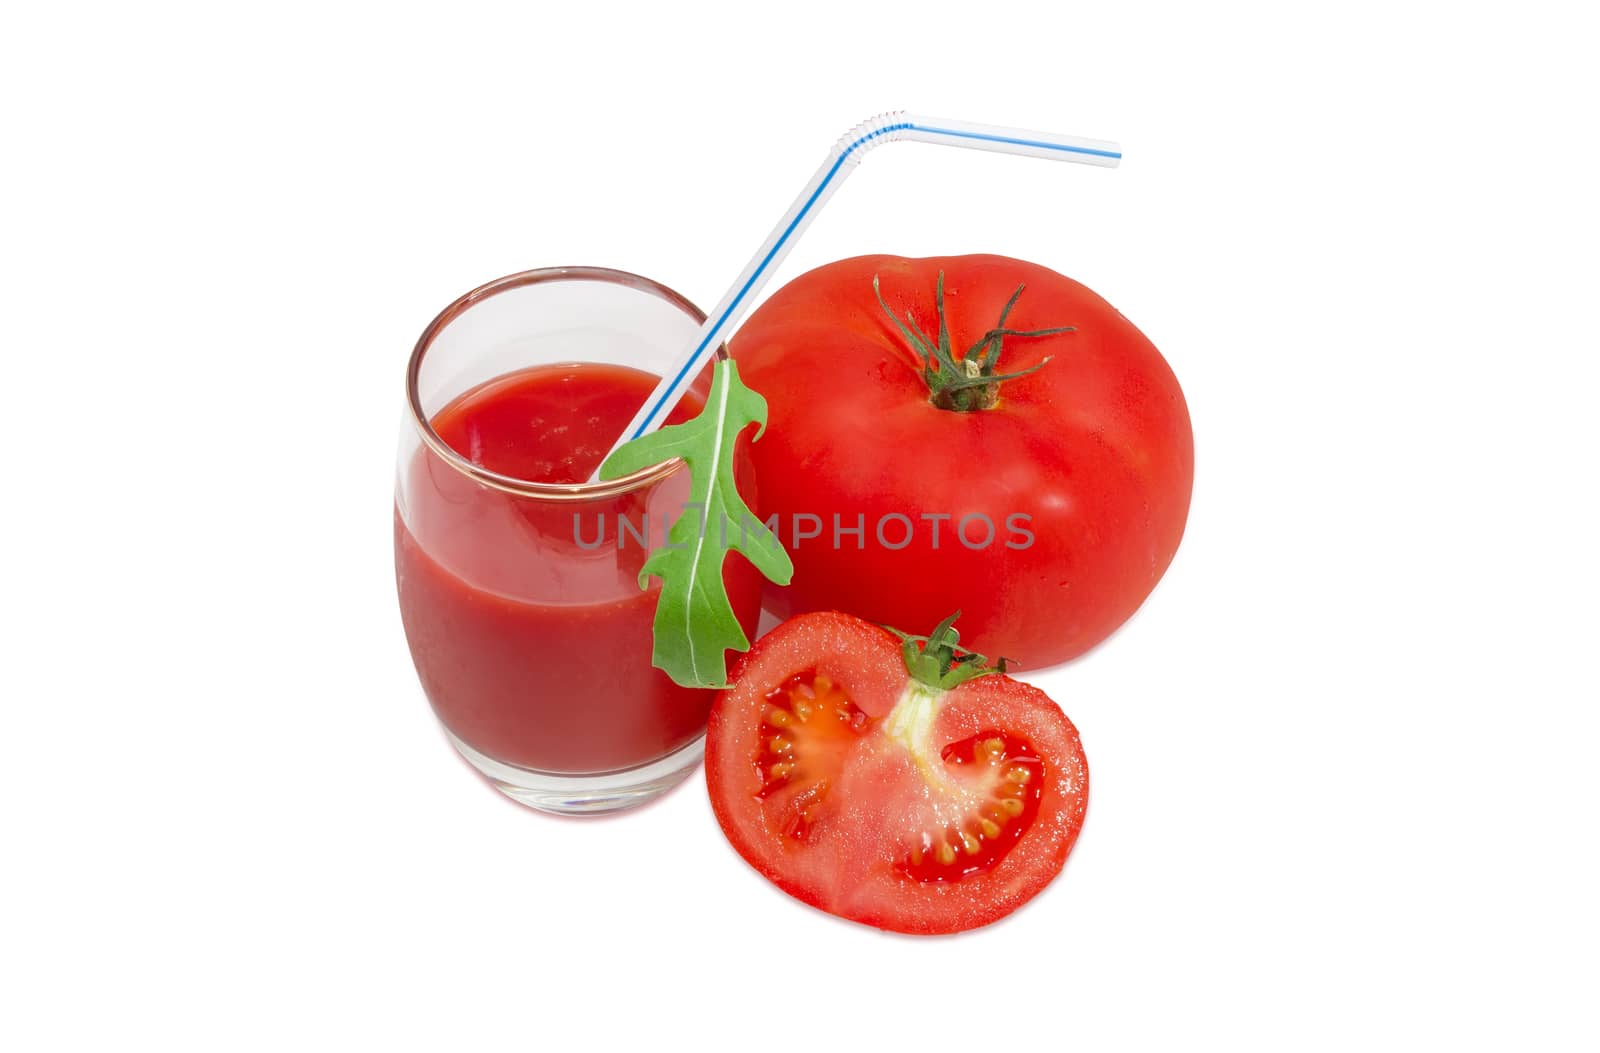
xmin=445 ymin=730 xmax=704 ymax=815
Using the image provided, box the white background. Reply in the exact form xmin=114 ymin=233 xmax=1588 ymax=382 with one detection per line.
xmin=3 ymin=2 xmax=1596 ymax=1049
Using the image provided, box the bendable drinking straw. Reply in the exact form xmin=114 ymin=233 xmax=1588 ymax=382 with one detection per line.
xmin=595 ymin=111 xmax=1120 ymax=471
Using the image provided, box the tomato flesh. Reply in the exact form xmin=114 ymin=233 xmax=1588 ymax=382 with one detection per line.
xmin=707 ymin=611 xmax=1089 ymax=935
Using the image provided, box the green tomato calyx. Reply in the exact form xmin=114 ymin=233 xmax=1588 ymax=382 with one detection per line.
xmin=873 ymin=272 xmax=1072 ymax=412
xmin=884 ymin=611 xmax=1011 ymax=691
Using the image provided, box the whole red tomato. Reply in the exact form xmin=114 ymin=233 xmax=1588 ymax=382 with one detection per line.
xmin=731 ymin=254 xmax=1192 ymax=667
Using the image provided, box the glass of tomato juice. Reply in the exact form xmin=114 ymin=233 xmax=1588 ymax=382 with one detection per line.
xmin=394 ymin=267 xmax=762 ymax=814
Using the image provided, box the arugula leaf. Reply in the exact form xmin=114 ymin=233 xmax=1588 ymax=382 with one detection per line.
xmin=598 ymin=359 xmax=793 ymax=688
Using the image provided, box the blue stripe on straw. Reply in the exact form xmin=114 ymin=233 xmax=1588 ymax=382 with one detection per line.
xmin=907 ymin=124 xmax=1123 ymax=160
xmin=629 ymin=121 xmax=1117 ymax=438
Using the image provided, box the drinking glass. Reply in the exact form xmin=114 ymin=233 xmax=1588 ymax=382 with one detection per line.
xmin=394 ymin=267 xmax=762 ymax=814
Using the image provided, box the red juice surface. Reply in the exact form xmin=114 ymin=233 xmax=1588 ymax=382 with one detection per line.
xmin=395 ymin=362 xmax=761 ymax=773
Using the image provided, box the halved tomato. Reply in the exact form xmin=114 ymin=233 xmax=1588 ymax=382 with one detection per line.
xmin=705 ymin=610 xmax=1089 ymax=934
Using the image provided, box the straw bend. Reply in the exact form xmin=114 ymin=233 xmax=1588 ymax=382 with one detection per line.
xmin=840 ymin=111 xmax=1122 ymax=168
xmin=598 ymin=112 xmax=1120 ymax=466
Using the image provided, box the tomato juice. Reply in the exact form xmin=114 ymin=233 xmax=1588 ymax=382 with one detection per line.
xmin=395 ymin=362 xmax=762 ymax=774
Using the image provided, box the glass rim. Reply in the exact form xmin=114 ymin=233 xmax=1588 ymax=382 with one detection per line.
xmin=405 ymin=266 xmax=721 ymax=501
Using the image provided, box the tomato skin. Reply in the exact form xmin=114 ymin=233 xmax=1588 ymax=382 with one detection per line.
xmin=732 ymin=254 xmax=1193 ymax=667
xmin=706 ymin=611 xmax=1088 ymax=935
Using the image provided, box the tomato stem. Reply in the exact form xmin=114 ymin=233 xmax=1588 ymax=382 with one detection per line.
xmin=884 ymin=611 xmax=1011 ymax=690
xmin=873 ymin=272 xmax=1072 ymax=412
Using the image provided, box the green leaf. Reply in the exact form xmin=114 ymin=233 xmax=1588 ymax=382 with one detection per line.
xmin=597 ymin=359 xmax=793 ymax=689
